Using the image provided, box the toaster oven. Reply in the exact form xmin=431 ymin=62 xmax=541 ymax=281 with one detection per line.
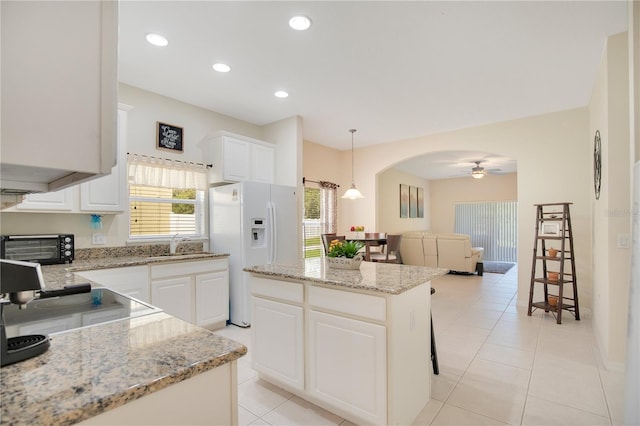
xmin=0 ymin=234 xmax=74 ymax=265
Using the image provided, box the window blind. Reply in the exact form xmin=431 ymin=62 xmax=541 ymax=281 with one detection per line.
xmin=454 ymin=201 xmax=517 ymax=262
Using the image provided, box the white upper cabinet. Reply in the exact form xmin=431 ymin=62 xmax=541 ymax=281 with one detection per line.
xmin=7 ymin=105 xmax=130 ymax=214
xmin=252 ymin=143 xmax=276 ymax=184
xmin=0 ymin=0 xmax=118 ymax=194
xmin=207 ymin=132 xmax=275 ymax=184
xmin=80 ymin=106 xmax=131 ymax=212
xmin=16 ymin=188 xmax=75 ymax=212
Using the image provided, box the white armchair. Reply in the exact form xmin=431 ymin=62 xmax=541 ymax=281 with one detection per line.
xmin=436 ymin=233 xmax=484 ymax=275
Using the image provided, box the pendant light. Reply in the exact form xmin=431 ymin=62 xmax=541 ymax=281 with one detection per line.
xmin=342 ymin=129 xmax=364 ymax=199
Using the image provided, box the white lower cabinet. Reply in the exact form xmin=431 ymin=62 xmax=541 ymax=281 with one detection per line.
xmin=308 ymin=310 xmax=387 ymax=425
xmin=195 ymin=271 xmax=229 ymax=327
xmin=75 ymin=258 xmax=229 ymax=329
xmin=150 ymin=258 xmax=229 ymax=329
xmin=17 ymin=315 xmax=78 ymax=336
xmin=75 ymin=265 xmax=150 ymax=303
xmin=251 ymin=297 xmax=304 ymax=390
xmin=151 ymin=276 xmax=193 ymax=323
xmin=249 ymin=274 xmax=431 ymax=426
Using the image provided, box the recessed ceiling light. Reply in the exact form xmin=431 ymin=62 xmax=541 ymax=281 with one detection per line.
xmin=146 ymin=33 xmax=168 ymax=47
xmin=274 ymin=91 xmax=289 ymax=98
xmin=212 ymin=63 xmax=231 ymax=73
xmin=289 ymin=15 xmax=311 ymax=31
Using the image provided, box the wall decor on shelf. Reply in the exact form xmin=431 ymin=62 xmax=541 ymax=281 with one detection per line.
xmin=400 ymin=184 xmax=409 ymax=218
xmin=157 ymin=121 xmax=184 ymax=152
xmin=539 ymin=221 xmax=561 ymax=237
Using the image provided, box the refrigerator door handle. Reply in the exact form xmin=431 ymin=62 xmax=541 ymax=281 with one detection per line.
xmin=267 ymin=202 xmax=276 ymax=263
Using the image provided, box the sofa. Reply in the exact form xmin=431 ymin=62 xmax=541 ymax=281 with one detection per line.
xmin=400 ymin=231 xmax=484 ymax=275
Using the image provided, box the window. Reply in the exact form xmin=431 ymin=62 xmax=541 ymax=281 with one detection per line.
xmin=303 ymin=187 xmax=322 ymax=258
xmin=128 ymin=154 xmax=207 ymax=239
xmin=302 ymin=180 xmax=338 ymax=258
xmin=129 ymin=185 xmax=205 ymax=238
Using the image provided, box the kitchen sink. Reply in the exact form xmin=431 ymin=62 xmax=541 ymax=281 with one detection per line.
xmin=146 ymin=252 xmax=213 ymax=261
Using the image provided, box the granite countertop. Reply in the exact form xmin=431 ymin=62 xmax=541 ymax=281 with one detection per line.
xmin=244 ymin=258 xmax=449 ymax=295
xmin=1 ymin=247 xmax=242 ymax=425
xmin=41 ymin=252 xmax=228 ymax=290
xmin=0 ymin=312 xmax=247 ymax=425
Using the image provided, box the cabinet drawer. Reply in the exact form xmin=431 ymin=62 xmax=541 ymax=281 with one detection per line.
xmin=250 ymin=277 xmax=303 ymax=304
xmin=308 ymin=286 xmax=386 ymax=322
xmin=151 ymin=258 xmax=228 ymax=279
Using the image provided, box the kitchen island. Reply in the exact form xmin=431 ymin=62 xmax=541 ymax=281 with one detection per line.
xmin=1 ymin=251 xmax=246 ymax=425
xmin=244 ymin=259 xmax=448 ymax=426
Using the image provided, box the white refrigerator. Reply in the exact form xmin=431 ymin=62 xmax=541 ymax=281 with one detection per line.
xmin=209 ymin=182 xmax=298 ymax=327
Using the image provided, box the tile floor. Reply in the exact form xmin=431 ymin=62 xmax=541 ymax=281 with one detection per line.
xmin=215 ymin=265 xmax=626 ymax=425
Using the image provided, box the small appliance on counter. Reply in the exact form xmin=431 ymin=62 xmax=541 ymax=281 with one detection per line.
xmin=1 ymin=259 xmax=51 ymax=367
xmin=0 ymin=234 xmax=74 ymax=265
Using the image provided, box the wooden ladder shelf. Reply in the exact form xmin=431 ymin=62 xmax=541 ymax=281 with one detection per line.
xmin=527 ymin=202 xmax=580 ymax=324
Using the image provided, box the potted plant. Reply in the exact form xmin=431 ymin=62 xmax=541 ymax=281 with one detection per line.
xmin=326 ymin=239 xmax=365 ymax=270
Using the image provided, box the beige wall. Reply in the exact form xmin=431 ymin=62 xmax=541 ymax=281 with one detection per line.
xmin=589 ymin=32 xmax=631 ymax=368
xmin=429 ymin=173 xmax=517 ymax=233
xmin=376 ymin=168 xmax=430 ymax=234
xmin=331 ymin=108 xmax=592 ymax=318
xmin=303 ymin=140 xmax=343 ymax=186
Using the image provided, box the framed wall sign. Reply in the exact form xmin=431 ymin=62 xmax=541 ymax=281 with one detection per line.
xmin=157 ymin=122 xmax=184 ymax=152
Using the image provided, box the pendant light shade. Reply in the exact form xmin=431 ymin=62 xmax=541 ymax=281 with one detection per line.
xmin=342 ymin=129 xmax=364 ymax=199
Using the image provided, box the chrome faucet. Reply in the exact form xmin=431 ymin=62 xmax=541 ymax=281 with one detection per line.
xmin=169 ymin=234 xmax=190 ymax=254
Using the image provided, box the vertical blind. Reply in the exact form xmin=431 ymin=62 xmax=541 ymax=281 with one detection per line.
xmin=454 ymin=201 xmax=517 ymax=262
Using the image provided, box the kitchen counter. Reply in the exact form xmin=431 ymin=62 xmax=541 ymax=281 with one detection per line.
xmin=1 ymin=250 xmax=243 ymax=425
xmin=243 ymin=257 xmax=448 ymax=294
xmin=0 ymin=312 xmax=246 ymax=425
xmin=246 ymin=259 xmax=447 ymax=425
xmin=41 ymin=252 xmax=228 ymax=290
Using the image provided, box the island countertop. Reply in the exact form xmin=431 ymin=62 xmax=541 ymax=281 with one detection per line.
xmin=244 ymin=258 xmax=448 ymax=295
xmin=0 ymin=312 xmax=247 ymax=425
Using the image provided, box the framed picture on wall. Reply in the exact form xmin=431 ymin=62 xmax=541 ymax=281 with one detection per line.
xmin=417 ymin=187 xmax=424 ymax=218
xmin=157 ymin=121 xmax=184 ymax=152
xmin=400 ymin=184 xmax=409 ymax=218
xmin=409 ymin=186 xmax=418 ymax=218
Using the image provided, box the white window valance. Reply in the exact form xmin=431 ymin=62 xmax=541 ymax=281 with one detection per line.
xmin=127 ymin=153 xmax=208 ymax=190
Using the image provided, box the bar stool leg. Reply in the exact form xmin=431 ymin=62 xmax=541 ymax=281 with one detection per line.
xmin=431 ymin=312 xmax=439 ymax=375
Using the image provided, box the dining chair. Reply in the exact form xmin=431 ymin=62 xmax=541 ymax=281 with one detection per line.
xmin=364 ymin=232 xmax=386 ymax=257
xmin=369 ymin=234 xmax=402 ymax=263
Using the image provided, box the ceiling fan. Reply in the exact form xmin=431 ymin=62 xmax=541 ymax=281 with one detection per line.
xmin=470 ymin=161 xmax=502 ymax=179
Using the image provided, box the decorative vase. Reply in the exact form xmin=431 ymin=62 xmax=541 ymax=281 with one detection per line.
xmin=548 ymin=248 xmax=558 ymax=258
xmin=326 ymin=255 xmax=363 ymax=270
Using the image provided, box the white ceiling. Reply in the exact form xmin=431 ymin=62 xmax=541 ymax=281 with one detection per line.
xmin=118 ymin=1 xmax=627 ymax=178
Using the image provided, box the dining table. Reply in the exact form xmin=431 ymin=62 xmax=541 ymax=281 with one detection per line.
xmin=351 ymin=235 xmax=387 ymax=261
